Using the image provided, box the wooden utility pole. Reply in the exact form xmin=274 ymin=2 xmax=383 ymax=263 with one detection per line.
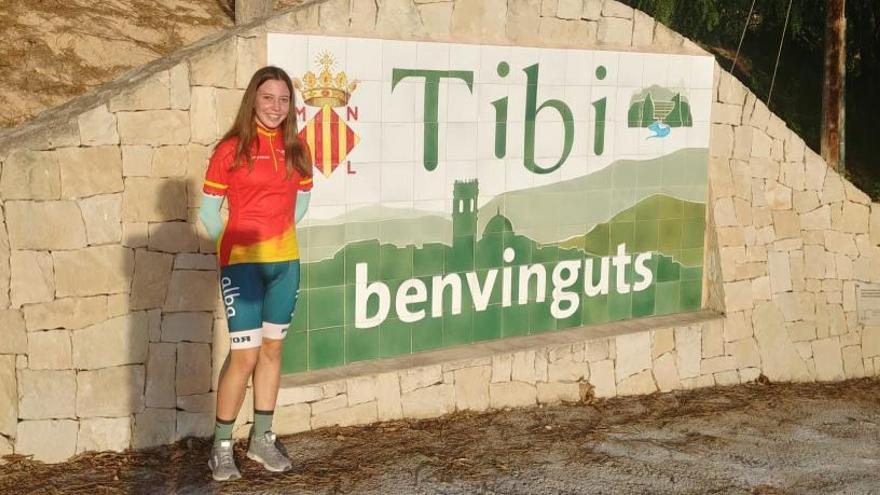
xmin=235 ymin=0 xmax=273 ymax=25
xmin=821 ymin=0 xmax=846 ymax=171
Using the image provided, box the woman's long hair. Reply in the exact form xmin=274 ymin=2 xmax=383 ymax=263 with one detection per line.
xmin=221 ymin=66 xmax=312 ymax=179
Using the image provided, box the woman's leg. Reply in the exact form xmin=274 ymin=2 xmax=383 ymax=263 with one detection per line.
xmin=253 ymin=337 xmax=284 ymax=412
xmin=216 ymin=347 xmax=260 ymax=422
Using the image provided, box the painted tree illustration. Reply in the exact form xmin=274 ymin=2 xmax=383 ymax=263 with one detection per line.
xmin=665 ymin=93 xmax=693 ymax=127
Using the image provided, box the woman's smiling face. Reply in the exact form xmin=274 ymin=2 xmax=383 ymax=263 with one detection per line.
xmin=254 ymin=79 xmax=290 ymax=129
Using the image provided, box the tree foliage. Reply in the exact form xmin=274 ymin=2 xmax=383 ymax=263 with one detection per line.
xmin=624 ymin=0 xmax=880 ymax=196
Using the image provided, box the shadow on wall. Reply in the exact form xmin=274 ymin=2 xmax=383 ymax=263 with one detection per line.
xmin=125 ymin=178 xmax=224 ymax=454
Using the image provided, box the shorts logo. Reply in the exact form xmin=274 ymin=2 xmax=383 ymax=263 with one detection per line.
xmin=221 ymin=276 xmax=240 ymax=318
xmin=231 ymin=335 xmax=251 ymax=344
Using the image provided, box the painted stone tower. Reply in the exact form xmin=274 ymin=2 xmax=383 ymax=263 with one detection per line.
xmin=449 ymin=179 xmax=479 ymax=272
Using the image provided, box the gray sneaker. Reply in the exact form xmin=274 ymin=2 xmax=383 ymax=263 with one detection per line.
xmin=208 ymin=439 xmax=241 ymax=481
xmin=246 ymin=431 xmax=292 ymax=472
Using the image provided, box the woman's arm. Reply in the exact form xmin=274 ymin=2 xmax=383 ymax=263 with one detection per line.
xmin=198 ymin=194 xmax=225 ymax=241
xmin=294 ymin=191 xmax=311 ymax=224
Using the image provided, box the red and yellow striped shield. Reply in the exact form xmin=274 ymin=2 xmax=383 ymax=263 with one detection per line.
xmin=298 ymin=106 xmax=360 ymax=178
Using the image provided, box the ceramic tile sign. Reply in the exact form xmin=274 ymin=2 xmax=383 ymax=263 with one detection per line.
xmin=267 ymin=34 xmax=713 ymax=373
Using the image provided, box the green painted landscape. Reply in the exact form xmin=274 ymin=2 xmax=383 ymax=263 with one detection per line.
xmin=282 ymin=150 xmax=707 ymax=374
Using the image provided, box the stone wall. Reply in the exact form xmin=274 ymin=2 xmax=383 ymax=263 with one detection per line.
xmin=0 ymin=0 xmax=877 ymax=463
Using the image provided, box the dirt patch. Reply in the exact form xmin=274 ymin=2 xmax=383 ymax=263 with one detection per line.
xmin=0 ymin=0 xmax=234 ymax=128
xmin=2 ymin=378 xmax=879 ymax=494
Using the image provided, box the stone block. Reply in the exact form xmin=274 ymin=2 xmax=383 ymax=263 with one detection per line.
xmin=401 ymin=383 xmax=455 ymax=418
xmin=700 ymin=355 xmax=737 ymax=374
xmin=189 ymin=37 xmax=236 ymax=88
xmin=23 ymin=296 xmax=108 ymax=331
xmin=79 ymin=193 xmax=123 ymax=245
xmin=145 ymin=343 xmax=176 ymax=409
xmin=109 ymin=71 xmax=171 ymax=112
xmin=77 ymin=417 xmax=131 ymax=453
xmin=77 ymin=365 xmax=146 ymax=417
xmin=345 ymin=375 xmax=377 ymax=406
xmin=18 ymin=369 xmax=76 ymax=419
xmin=0 ymin=310 xmax=26 ymax=355
xmin=0 ymin=150 xmax=60 ymax=200
xmin=0 ymin=434 xmax=11 ymax=462
xmin=148 ymin=222 xmax=199 ymax=253
xmin=585 ymin=339 xmax=609 ymax=362
xmin=488 ymin=381 xmax=536 ymax=409
xmin=164 ymin=270 xmax=218 ymax=312
xmin=168 ymin=62 xmax=190 ymax=110
xmin=491 ymin=353 xmax=512 ymax=382
xmin=842 ymin=346 xmax=865 ymax=379
xmin=312 ymin=394 xmax=347 ymax=416
xmin=650 ymin=328 xmax=675 ymax=359
xmin=117 ymin=110 xmax=190 ymax=146
xmin=631 ymin=9 xmax=654 ymax=47
xmin=863 ymin=326 xmax=880 ymax=358
xmin=536 ymin=382 xmax=581 ymax=404
xmin=274 ymin=403 xmax=311 ymax=435
xmin=511 ymin=350 xmax=538 ymax=384
xmin=277 ymin=386 xmax=323 ymax=406
xmin=615 ymin=332 xmax=651 ymax=381
xmin=189 ymin=87 xmax=219 ymax=145
xmin=312 ymin=401 xmax=378 ymax=429
xmin=53 ymin=245 xmax=133 ymax=297
xmin=453 ymin=366 xmax=491 ymax=412
xmin=811 ymin=337 xmax=844 ymax=381
xmin=177 ymin=411 xmax=213 ymax=440
xmin=602 ymin=0 xmax=634 ymax=17
xmin=174 ymin=253 xmax=217 ymax=271
xmin=15 ymin=420 xmax=78 ymax=463
xmin=122 ymin=146 xmax=153 ymax=177
xmin=57 ymin=146 xmax=123 ymax=199
xmin=0 ymin=356 xmax=16 ymax=436
xmin=10 ymin=250 xmax=54 ymax=308
xmin=151 ymin=146 xmax=188 ymax=178
xmin=122 ymin=177 xmax=188 ymax=222
xmin=6 ymin=200 xmax=87 ymax=250
xmin=78 ymin=105 xmax=119 ymax=146
xmin=616 ymin=369 xmax=657 ymax=396
xmin=596 ymin=16 xmax=631 ymax=46
xmin=400 ymin=365 xmax=442 ymax=393
xmin=130 ymin=249 xmax=174 ymax=310
xmin=727 ymin=337 xmax=761 ymax=369
xmin=506 ymin=0 xmax=542 ymax=43
xmin=132 ymin=408 xmax=176 ymax=450
xmin=841 ymin=202 xmax=869 ymax=234
xmin=652 ymin=352 xmax=680 ymax=392
xmin=27 ymin=330 xmax=72 ymax=370
xmin=547 ymin=357 xmax=589 ymax=383
xmin=753 ymin=302 xmax=810 ymax=382
xmin=376 ymin=372 xmax=403 ymax=421
xmin=586 ymin=359 xmax=615 ymax=398
xmin=177 ymin=393 xmax=214 ymax=413
xmin=176 ymin=343 xmax=212 ymax=396
xmin=72 ymin=313 xmax=149 ymax=370
xmin=767 ymin=251 xmax=792 ymax=294
xmin=675 ymin=326 xmax=702 ymax=379
xmin=724 ymin=280 xmax=753 ymax=312
xmin=160 ymin=312 xmax=213 ymax=343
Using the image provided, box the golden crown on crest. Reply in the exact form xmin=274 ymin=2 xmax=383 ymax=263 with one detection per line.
xmin=293 ymin=51 xmax=359 ymax=108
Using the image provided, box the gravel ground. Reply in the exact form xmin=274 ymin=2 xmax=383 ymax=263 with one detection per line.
xmin=2 ymin=378 xmax=879 ymax=494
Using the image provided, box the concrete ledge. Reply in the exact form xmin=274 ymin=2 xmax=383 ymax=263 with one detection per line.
xmin=281 ymin=309 xmax=722 ymax=388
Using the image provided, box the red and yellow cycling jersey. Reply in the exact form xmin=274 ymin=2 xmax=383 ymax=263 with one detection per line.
xmin=203 ymin=125 xmax=313 ymax=267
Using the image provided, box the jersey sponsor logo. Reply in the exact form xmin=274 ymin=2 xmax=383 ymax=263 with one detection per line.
xmin=221 ymin=276 xmax=240 ymax=318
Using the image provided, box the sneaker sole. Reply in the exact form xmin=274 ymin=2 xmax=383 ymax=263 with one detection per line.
xmin=208 ymin=460 xmax=242 ymax=482
xmin=246 ymin=451 xmax=291 ymax=472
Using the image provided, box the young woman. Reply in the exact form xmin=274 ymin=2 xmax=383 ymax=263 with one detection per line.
xmin=199 ymin=66 xmax=313 ymax=481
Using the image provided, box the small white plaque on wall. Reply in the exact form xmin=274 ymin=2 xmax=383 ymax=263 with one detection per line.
xmin=856 ymin=283 xmax=880 ymax=324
